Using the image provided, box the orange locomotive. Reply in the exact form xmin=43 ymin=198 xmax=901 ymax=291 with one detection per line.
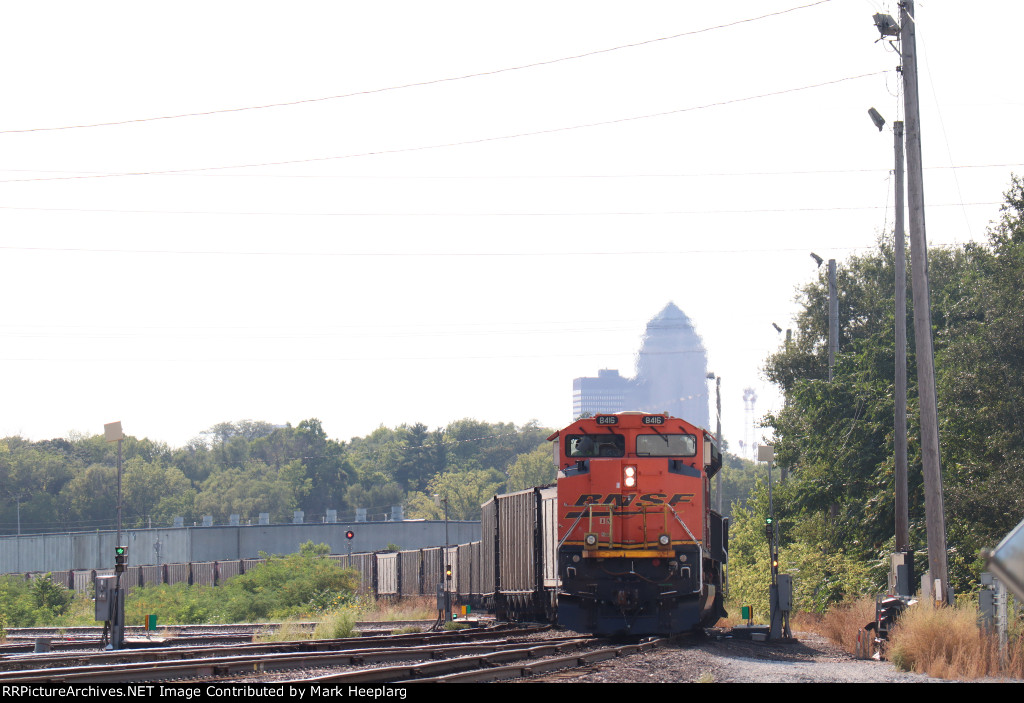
xmin=550 ymin=411 xmax=728 ymax=636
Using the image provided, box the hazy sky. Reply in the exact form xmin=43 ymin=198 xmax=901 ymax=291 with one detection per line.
xmin=1 ymin=1 xmax=1021 ymax=455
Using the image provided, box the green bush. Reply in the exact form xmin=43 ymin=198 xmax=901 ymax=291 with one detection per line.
xmin=124 ymin=545 xmax=359 ymax=626
xmin=313 ymin=609 xmax=358 ymax=639
xmin=0 ymin=575 xmax=77 ymax=627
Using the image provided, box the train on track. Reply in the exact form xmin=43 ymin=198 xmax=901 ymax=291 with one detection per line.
xmin=552 ymin=411 xmax=729 ymax=635
xmin=22 ymin=413 xmax=728 ymax=638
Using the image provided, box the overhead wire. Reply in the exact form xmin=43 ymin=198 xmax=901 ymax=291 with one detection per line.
xmin=0 ymin=70 xmax=889 ymax=184
xmin=916 ymin=9 xmax=973 ymax=241
xmin=0 ymin=199 xmax=1000 ymax=220
xmin=4 ymin=162 xmax=1021 ymax=181
xmin=0 ymin=0 xmax=836 ymax=136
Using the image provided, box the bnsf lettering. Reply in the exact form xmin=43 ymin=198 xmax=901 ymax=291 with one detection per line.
xmin=571 ymin=493 xmax=693 ymax=507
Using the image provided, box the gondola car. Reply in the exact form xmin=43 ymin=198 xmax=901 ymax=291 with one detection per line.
xmin=550 ymin=411 xmax=728 ymax=636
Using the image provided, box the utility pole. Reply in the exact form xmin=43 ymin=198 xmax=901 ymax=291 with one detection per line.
xmin=828 ymin=259 xmax=838 ymax=381
xmin=707 ymin=372 xmax=722 ymax=512
xmin=715 ymin=375 xmax=722 ymax=507
xmin=899 ymin=0 xmax=948 ymax=601
xmin=893 ymin=120 xmax=910 ymax=566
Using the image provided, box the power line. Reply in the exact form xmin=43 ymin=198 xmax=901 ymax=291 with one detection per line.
xmin=0 ymin=199 xmax=998 ymax=219
xmin=0 ymin=0 xmax=835 ymax=135
xmin=3 ymin=161 xmax=1021 ymax=180
xmin=0 ymin=237 xmax=950 ymax=256
xmin=0 ymin=70 xmax=888 ymax=184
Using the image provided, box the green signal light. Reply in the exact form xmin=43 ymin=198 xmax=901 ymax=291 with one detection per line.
xmin=115 ymin=546 xmax=126 ymax=556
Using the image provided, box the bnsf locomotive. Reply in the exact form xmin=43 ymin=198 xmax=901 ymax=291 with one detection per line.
xmin=550 ymin=411 xmax=729 ymax=636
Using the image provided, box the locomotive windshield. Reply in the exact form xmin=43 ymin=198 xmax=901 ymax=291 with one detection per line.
xmin=635 ymin=433 xmax=697 ymax=457
xmin=566 ymin=434 xmax=625 ymax=458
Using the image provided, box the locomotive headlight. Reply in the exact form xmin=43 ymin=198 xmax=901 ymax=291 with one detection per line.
xmin=584 ymin=532 xmax=599 ymax=547
xmin=623 ymin=466 xmax=637 ymax=488
xmin=658 ymin=533 xmax=671 ymax=547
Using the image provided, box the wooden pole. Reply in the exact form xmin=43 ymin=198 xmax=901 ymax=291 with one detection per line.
xmin=828 ymin=259 xmax=838 ymax=381
xmin=894 ymin=120 xmax=909 ymax=555
xmin=900 ymin=0 xmax=948 ymax=600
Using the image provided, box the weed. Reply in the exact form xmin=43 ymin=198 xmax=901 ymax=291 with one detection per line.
xmin=255 ymin=621 xmax=312 ymax=643
xmin=392 ymin=625 xmax=423 ymax=634
xmin=313 ymin=610 xmax=359 ymax=639
xmin=887 ymin=601 xmax=1023 ymax=680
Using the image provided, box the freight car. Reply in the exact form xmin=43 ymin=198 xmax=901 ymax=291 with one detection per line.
xmin=477 ymin=485 xmax=559 ymax=622
xmin=551 ymin=412 xmax=729 ymax=636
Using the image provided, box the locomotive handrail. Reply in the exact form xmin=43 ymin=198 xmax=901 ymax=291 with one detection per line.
xmin=666 ymin=504 xmax=704 ymax=594
xmin=556 ymin=503 xmax=615 ymax=551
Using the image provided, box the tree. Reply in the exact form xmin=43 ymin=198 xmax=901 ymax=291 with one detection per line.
xmin=194 ymin=459 xmax=298 ymax=523
xmin=505 ymin=444 xmax=554 ymax=492
xmin=427 ymin=469 xmax=506 ymax=521
xmin=122 ymin=458 xmax=196 ymax=527
xmin=761 ymin=177 xmax=1024 ymax=592
xmin=61 ymin=463 xmax=119 ymax=531
xmin=0 ymin=440 xmax=74 ymax=534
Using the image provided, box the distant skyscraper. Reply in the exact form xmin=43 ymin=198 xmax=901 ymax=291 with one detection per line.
xmin=571 ymin=302 xmax=710 ymax=428
xmin=572 ymin=368 xmax=630 ymax=419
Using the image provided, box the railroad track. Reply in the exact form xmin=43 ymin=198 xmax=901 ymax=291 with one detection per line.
xmin=1 ymin=624 xmax=586 ymax=683
xmin=0 ymin=619 xmax=439 ymax=654
xmin=303 ymin=637 xmax=670 ymax=684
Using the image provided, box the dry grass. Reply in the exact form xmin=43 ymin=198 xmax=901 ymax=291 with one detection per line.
xmin=363 ymin=596 xmax=436 ymax=622
xmin=814 ymin=597 xmax=878 ymax=657
xmin=254 ymin=621 xmax=313 ymax=643
xmin=887 ymin=601 xmax=1024 ymax=680
xmin=782 ymin=597 xmax=876 ymax=657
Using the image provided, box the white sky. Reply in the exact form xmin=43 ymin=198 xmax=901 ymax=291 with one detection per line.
xmin=1 ymin=1 xmax=1021 ymax=456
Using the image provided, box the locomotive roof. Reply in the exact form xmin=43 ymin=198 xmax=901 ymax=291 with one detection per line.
xmin=547 ymin=412 xmax=709 ymax=441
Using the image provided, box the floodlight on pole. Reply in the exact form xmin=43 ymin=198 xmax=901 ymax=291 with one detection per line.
xmin=868 ymin=107 xmax=886 ymax=132
xmin=873 ymin=13 xmax=900 ymax=38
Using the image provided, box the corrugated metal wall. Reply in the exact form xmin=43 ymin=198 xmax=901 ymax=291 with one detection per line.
xmin=421 ymin=547 xmax=442 ymax=595
xmin=497 ymin=489 xmax=537 ymax=594
xmin=351 ymin=553 xmax=375 ymax=593
xmin=192 ymin=561 xmax=215 ymax=586
xmin=480 ymin=497 xmax=497 ymax=595
xmin=0 ymin=520 xmax=480 ymax=575
xmin=375 ymin=552 xmax=398 ymax=595
xmin=216 ymin=560 xmax=242 ymax=582
xmin=398 ymin=550 xmax=421 ymax=596
xmin=540 ymin=486 xmax=560 ymax=589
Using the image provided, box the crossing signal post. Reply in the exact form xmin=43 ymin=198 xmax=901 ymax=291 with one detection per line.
xmin=105 ymin=421 xmax=127 ymax=650
xmin=109 ymin=545 xmax=127 ymax=649
xmin=443 ymin=562 xmax=453 ymax=623
xmin=758 ymin=445 xmax=792 ymax=640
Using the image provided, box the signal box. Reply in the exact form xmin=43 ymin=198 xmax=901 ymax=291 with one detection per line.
xmin=95 ymin=575 xmax=117 ymax=621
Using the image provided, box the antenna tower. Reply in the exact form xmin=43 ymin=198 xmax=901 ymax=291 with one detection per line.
xmin=743 ymin=387 xmax=758 ymax=460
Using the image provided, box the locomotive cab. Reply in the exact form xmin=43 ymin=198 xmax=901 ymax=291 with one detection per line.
xmin=552 ymin=412 xmax=728 ymax=636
